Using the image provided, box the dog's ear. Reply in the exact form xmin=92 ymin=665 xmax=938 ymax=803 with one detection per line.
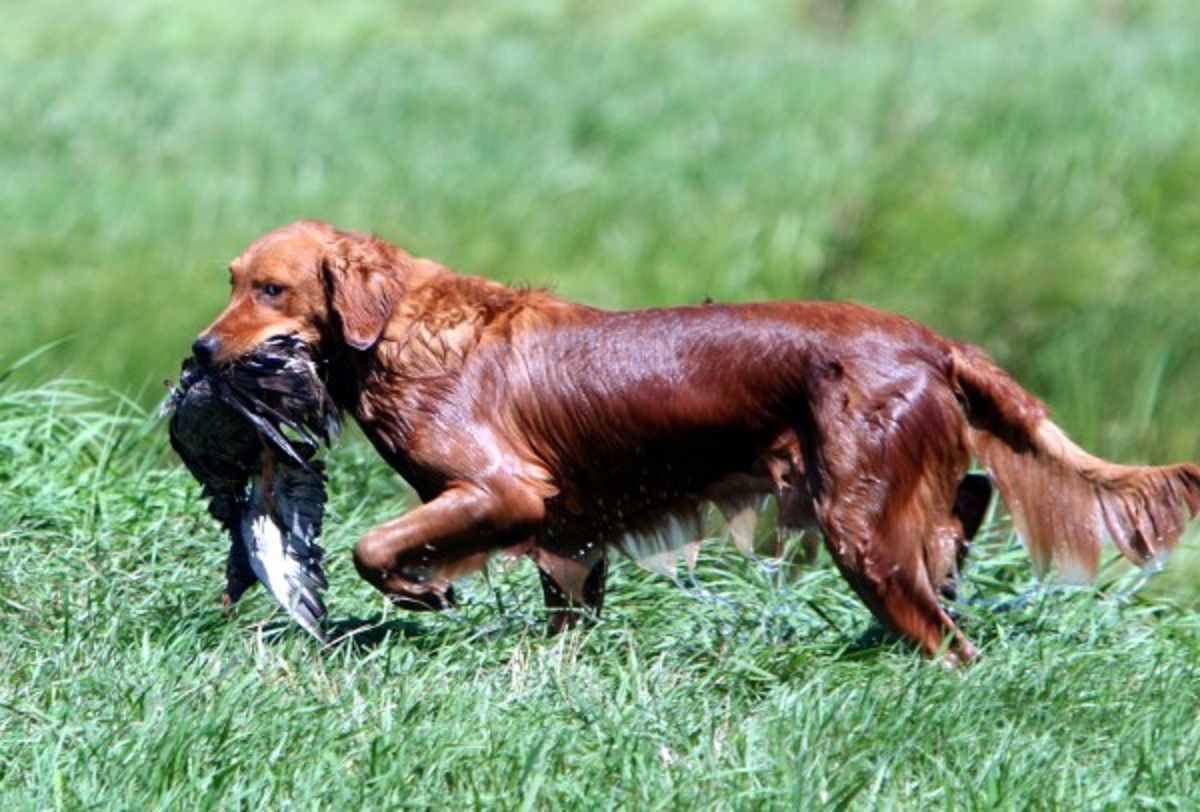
xmin=323 ymin=237 xmax=395 ymax=351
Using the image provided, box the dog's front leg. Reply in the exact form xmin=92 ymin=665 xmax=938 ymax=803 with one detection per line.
xmin=352 ymin=481 xmax=546 ymax=611
xmin=532 ymin=546 xmax=607 ymax=634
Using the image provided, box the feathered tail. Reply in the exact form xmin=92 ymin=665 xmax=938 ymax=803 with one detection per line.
xmin=951 ymin=343 xmax=1200 ymax=581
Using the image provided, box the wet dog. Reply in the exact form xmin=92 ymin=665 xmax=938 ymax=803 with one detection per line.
xmin=192 ymin=220 xmax=1200 ymax=661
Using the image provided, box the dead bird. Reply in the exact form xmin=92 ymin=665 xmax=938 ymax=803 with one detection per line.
xmin=163 ymin=334 xmax=340 ymax=641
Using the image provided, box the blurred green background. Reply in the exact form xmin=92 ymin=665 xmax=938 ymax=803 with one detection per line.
xmin=6 ymin=3 xmax=1200 ymax=804
xmin=3 ymin=0 xmax=1199 ymax=465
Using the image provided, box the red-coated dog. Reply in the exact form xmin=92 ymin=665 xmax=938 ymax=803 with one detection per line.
xmin=194 ymin=221 xmax=1200 ymax=661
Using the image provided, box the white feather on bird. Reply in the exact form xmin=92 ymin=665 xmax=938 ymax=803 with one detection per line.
xmin=164 ymin=334 xmax=339 ymax=642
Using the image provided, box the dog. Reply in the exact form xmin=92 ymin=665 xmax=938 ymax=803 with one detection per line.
xmin=193 ymin=220 xmax=1200 ymax=661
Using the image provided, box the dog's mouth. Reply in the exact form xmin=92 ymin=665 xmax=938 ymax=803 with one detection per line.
xmin=167 ymin=332 xmax=340 ymax=468
xmin=190 ymin=333 xmax=322 ymax=371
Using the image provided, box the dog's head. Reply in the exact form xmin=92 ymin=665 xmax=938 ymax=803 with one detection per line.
xmin=193 ymin=220 xmax=398 ymax=368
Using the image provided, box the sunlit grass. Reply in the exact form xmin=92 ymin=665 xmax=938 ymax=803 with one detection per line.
xmin=2 ymin=381 xmax=1199 ymax=806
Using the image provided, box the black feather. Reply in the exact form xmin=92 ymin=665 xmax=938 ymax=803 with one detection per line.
xmin=164 ymin=335 xmax=340 ymax=642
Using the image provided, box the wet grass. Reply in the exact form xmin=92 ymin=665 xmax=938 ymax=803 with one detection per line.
xmin=4 ymin=0 xmax=1200 ymax=806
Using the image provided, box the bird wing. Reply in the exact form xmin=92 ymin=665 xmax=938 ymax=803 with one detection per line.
xmin=239 ymin=463 xmax=329 ymax=642
xmin=165 ymin=338 xmax=337 ymax=642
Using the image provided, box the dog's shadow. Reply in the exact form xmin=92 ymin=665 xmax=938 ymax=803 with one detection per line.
xmin=249 ymin=614 xmax=423 ymax=651
xmin=819 ymin=589 xmax=1074 ymax=662
xmin=322 ymin=615 xmax=428 ymax=650
xmin=254 ymin=585 xmax=1058 ymax=663
xmin=306 ymin=608 xmax=543 ymax=654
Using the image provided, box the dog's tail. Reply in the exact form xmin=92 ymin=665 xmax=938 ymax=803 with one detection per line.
xmin=950 ymin=342 xmax=1200 ymax=581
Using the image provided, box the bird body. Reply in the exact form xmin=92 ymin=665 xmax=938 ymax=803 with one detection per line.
xmin=164 ymin=335 xmax=339 ymax=642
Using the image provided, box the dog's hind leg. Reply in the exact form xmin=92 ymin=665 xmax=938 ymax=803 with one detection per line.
xmin=815 ymin=484 xmax=977 ymax=662
xmin=800 ymin=362 xmax=978 ymax=662
xmin=936 ymin=473 xmax=994 ymax=603
xmin=764 ymin=429 xmax=822 ymax=563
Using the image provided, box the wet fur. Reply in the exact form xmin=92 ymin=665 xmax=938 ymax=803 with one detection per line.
xmin=198 ymin=221 xmax=1200 ymax=661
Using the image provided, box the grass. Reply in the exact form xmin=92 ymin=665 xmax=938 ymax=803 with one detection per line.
xmin=4 ymin=0 xmax=1200 ymax=806
xmin=3 ymin=383 xmax=1200 ymax=808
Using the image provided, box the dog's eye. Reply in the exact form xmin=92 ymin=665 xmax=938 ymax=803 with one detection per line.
xmin=261 ymin=283 xmax=286 ymax=298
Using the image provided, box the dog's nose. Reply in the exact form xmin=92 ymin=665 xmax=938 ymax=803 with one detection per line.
xmin=191 ymin=335 xmax=222 ymax=368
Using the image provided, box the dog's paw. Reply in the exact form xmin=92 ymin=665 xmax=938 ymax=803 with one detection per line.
xmin=381 ymin=571 xmax=458 ymax=612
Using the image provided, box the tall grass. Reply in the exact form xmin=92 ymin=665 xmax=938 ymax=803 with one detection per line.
xmin=2 ymin=378 xmax=1200 ymax=807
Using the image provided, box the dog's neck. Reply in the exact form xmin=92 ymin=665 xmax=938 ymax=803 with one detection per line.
xmin=328 ymin=263 xmax=529 ymax=470
xmin=384 ymin=264 xmax=518 ymax=376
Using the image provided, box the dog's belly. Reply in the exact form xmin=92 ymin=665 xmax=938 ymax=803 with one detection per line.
xmin=534 ymin=422 xmax=813 ymax=566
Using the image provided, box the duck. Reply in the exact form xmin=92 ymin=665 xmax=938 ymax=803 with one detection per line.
xmin=164 ymin=334 xmax=340 ymax=642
